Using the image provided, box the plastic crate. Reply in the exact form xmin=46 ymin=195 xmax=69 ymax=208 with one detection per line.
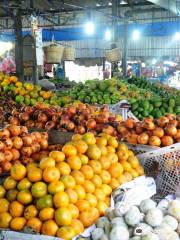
xmin=137 ymin=142 xmax=180 ymax=198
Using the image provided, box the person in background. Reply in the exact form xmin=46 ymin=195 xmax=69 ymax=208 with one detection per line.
xmin=54 ymin=64 xmax=65 ymax=78
xmin=103 ymin=67 xmax=110 ymax=79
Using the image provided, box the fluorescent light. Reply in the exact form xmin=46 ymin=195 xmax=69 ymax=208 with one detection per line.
xmin=174 ymin=32 xmax=180 ymax=40
xmin=108 ymin=2 xmax=112 ymax=6
xmin=105 ymin=29 xmax=111 ymax=40
xmin=85 ymin=21 xmax=95 ymax=35
xmin=120 ymin=0 xmax=127 ymax=4
xmin=132 ymin=30 xmax=140 ymax=41
xmin=152 ymin=59 xmax=157 ymax=64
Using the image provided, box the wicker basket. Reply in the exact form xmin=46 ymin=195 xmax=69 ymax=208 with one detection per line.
xmin=45 ymin=45 xmax=64 ymax=63
xmin=137 ymin=143 xmax=180 ymax=197
xmin=63 ymin=47 xmax=75 ymax=61
xmin=105 ymin=48 xmax=122 ymax=62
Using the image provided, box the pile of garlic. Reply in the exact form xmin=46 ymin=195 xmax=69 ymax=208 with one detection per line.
xmin=88 ymin=198 xmax=180 ymax=240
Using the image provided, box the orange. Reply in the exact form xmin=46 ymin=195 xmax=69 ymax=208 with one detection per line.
xmin=128 ymin=156 xmax=140 ymax=169
xmin=0 ymin=199 xmax=9 ymax=213
xmin=24 ymin=205 xmax=38 ymax=220
xmin=56 ymin=226 xmax=76 ymax=240
xmin=55 ymin=208 xmax=72 ymax=226
xmin=74 ymin=185 xmax=86 ymax=200
xmin=100 ymin=170 xmax=111 ymax=184
xmin=71 ymin=219 xmax=84 ymax=235
xmin=121 ymin=161 xmax=132 ymax=172
xmin=109 ymin=163 xmax=124 ymax=178
xmin=107 ymin=137 xmax=118 ymax=148
xmin=3 ymin=177 xmax=17 ymax=190
xmin=129 ymin=169 xmax=139 ymax=178
xmin=118 ymin=143 xmax=129 ymax=152
xmin=31 ymin=182 xmax=47 ymax=198
xmin=94 ymin=188 xmax=106 ymax=201
xmin=83 ymin=180 xmax=95 ymax=193
xmin=128 ymin=150 xmax=134 ymax=157
xmin=89 ymin=160 xmax=102 ymax=174
xmin=39 ymin=208 xmax=55 ymax=221
xmin=41 ymin=220 xmax=58 ymax=236
xmin=26 ymin=163 xmax=38 ymax=172
xmin=27 ymin=168 xmax=42 ymax=182
xmin=80 ymin=165 xmax=93 ymax=180
xmin=107 ymin=152 xmax=118 ymax=164
xmin=49 ymin=151 xmax=65 ymax=162
xmin=65 ymin=189 xmax=78 ymax=204
xmin=99 ymin=156 xmax=111 ymax=170
xmin=96 ymin=137 xmax=107 ymax=146
xmin=43 ymin=167 xmax=60 ymax=183
xmin=98 ymin=145 xmax=108 ymax=156
xmin=101 ymin=184 xmax=112 ymax=196
xmin=9 ymin=201 xmax=24 ymax=217
xmin=118 ymin=174 xmax=127 ymax=185
xmin=85 ymin=193 xmax=97 ymax=207
xmin=61 ymin=175 xmax=76 ymax=189
xmin=71 ymin=170 xmax=85 ymax=185
xmin=79 ymin=154 xmax=89 ymax=165
xmin=27 ymin=217 xmax=42 ymax=233
xmin=56 ymin=162 xmax=71 ymax=176
xmin=91 ymin=207 xmax=100 ymax=221
xmin=106 ymin=146 xmax=115 ymax=153
xmin=17 ymin=190 xmax=32 ymax=205
xmin=123 ymin=172 xmax=133 ymax=182
xmin=109 ymin=178 xmax=120 ymax=190
xmin=10 ymin=217 xmax=26 ymax=231
xmin=86 ymin=144 xmax=101 ymax=160
xmin=117 ymin=150 xmax=129 ymax=162
xmin=48 ymin=181 xmax=64 ymax=195
xmin=0 ymin=185 xmax=6 ymax=198
xmin=68 ymin=204 xmax=79 ymax=219
xmin=39 ymin=157 xmax=55 ymax=170
xmin=0 ymin=212 xmax=12 ymax=228
xmin=67 ymin=155 xmax=82 ymax=170
xmin=91 ymin=175 xmax=102 ymax=188
xmin=97 ymin=201 xmax=108 ymax=216
xmin=10 ymin=163 xmax=26 ymax=181
xmin=6 ymin=189 xmax=18 ymax=202
xmin=72 ymin=134 xmax=82 ymax=141
xmin=136 ymin=165 xmax=144 ymax=176
xmin=79 ymin=211 xmax=94 ymax=227
xmin=105 ymin=197 xmax=110 ymax=206
xmin=53 ymin=192 xmax=69 ymax=208
xmin=82 ymin=132 xmax=96 ymax=145
xmin=73 ymin=140 xmax=88 ymax=154
xmin=76 ymin=199 xmax=90 ymax=212
xmin=17 ymin=178 xmax=32 ymax=191
xmin=62 ymin=144 xmax=77 ymax=157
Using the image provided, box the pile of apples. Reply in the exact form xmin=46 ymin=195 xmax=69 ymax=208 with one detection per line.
xmin=117 ymin=114 xmax=180 ymax=147
xmin=8 ymin=103 xmax=122 ymax=135
xmin=0 ymin=125 xmax=49 ymax=174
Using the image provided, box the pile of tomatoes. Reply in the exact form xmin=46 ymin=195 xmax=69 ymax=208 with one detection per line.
xmin=0 ymin=132 xmax=143 ymax=239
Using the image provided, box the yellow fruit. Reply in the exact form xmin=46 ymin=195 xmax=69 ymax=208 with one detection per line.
xmin=3 ymin=177 xmax=17 ymax=190
xmin=0 ymin=212 xmax=12 ymax=228
xmin=9 ymin=201 xmax=24 ymax=217
xmin=49 ymin=151 xmax=65 ymax=162
xmin=0 ymin=186 xmax=6 ymax=198
xmin=27 ymin=217 xmax=42 ymax=233
xmin=24 ymin=205 xmax=38 ymax=220
xmin=55 ymin=208 xmax=72 ymax=226
xmin=39 ymin=208 xmax=55 ymax=221
xmin=56 ymin=162 xmax=71 ymax=176
xmin=48 ymin=181 xmax=64 ymax=195
xmin=17 ymin=190 xmax=32 ymax=205
xmin=101 ymin=184 xmax=112 ymax=196
xmin=56 ymin=226 xmax=76 ymax=240
xmin=10 ymin=217 xmax=26 ymax=231
xmin=40 ymin=157 xmax=55 ymax=170
xmin=10 ymin=163 xmax=26 ymax=181
xmin=0 ymin=199 xmax=9 ymax=213
xmin=53 ymin=192 xmax=69 ymax=208
xmin=128 ymin=156 xmax=140 ymax=169
xmin=60 ymin=175 xmax=76 ymax=189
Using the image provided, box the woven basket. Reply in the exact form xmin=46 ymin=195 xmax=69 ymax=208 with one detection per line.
xmin=45 ymin=45 xmax=64 ymax=63
xmin=63 ymin=47 xmax=75 ymax=61
xmin=137 ymin=143 xmax=180 ymax=197
xmin=105 ymin=48 xmax=121 ymax=62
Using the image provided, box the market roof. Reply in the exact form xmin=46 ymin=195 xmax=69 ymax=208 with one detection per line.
xmin=0 ymin=0 xmax=155 ymax=18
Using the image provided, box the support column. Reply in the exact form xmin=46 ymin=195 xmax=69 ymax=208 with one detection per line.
xmin=122 ymin=22 xmax=128 ymax=77
xmin=14 ymin=9 xmax=24 ymax=81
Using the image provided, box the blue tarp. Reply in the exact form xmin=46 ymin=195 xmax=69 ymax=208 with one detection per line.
xmin=0 ymin=20 xmax=180 ymax=41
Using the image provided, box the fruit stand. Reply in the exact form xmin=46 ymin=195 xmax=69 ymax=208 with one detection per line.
xmin=0 ymin=72 xmax=179 ymax=240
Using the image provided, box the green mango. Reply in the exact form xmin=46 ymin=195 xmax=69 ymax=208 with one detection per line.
xmin=169 ymin=99 xmax=175 ymax=108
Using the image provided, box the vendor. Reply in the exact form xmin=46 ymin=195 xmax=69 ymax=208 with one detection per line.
xmin=54 ymin=64 xmax=65 ymax=78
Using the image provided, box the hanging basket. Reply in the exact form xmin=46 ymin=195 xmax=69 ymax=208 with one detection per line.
xmin=105 ymin=48 xmax=121 ymax=63
xmin=63 ymin=47 xmax=75 ymax=61
xmin=45 ymin=45 xmax=64 ymax=64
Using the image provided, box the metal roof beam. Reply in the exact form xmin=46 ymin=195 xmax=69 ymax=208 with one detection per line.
xmin=147 ymin=0 xmax=180 ymax=15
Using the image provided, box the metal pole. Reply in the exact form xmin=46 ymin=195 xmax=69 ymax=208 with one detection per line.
xmin=122 ymin=22 xmax=128 ymax=77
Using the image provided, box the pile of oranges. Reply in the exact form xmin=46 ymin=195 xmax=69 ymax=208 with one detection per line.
xmin=0 ymin=132 xmax=144 ymax=240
